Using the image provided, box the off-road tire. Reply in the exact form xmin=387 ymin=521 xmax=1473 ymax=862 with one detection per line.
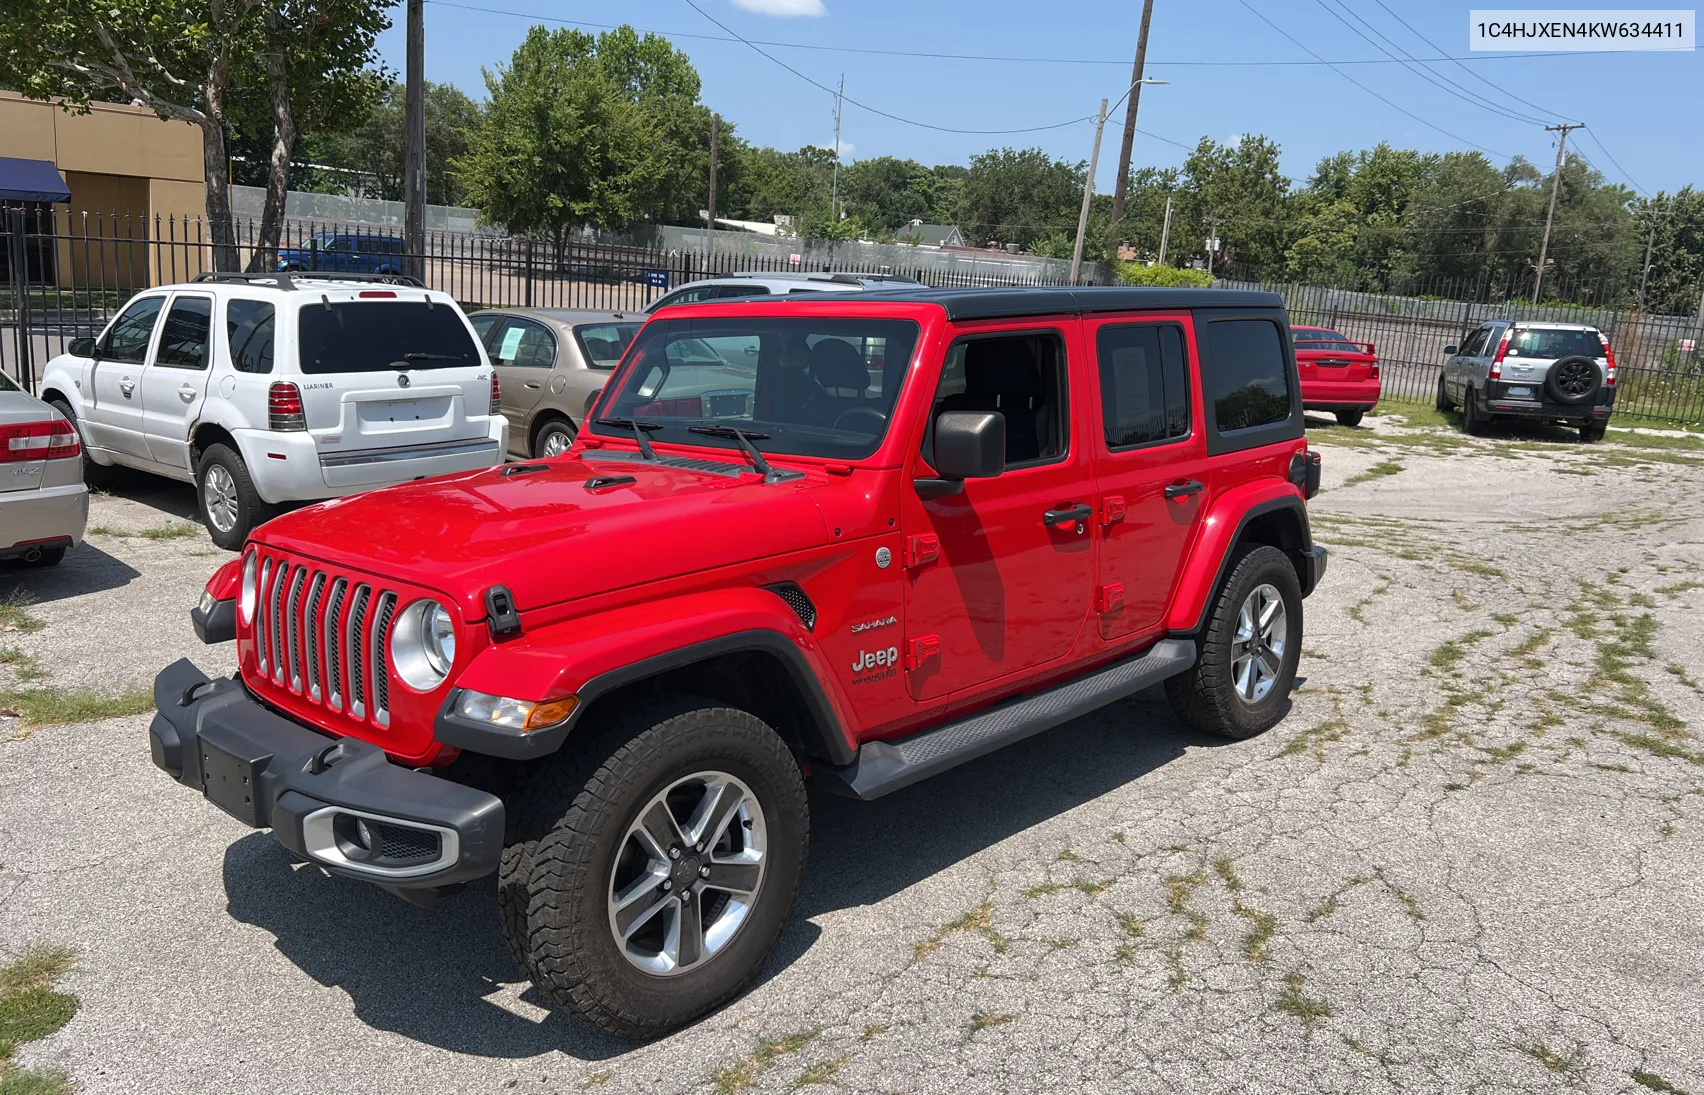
xmin=1165 ymin=544 xmax=1303 ymax=741
xmin=1579 ymin=419 xmax=1608 ymax=443
xmin=1461 ymin=388 xmax=1486 ymax=435
xmin=195 ymin=443 xmax=271 ymax=551
xmin=532 ymin=417 xmax=576 ymax=459
xmin=503 ymin=696 xmax=809 ymax=1039
xmin=1335 ymin=408 xmax=1364 ymax=428
xmin=1435 ymin=373 xmax=1452 ymax=412
xmin=1544 ymin=354 xmax=1601 ymax=405
xmin=47 ymin=398 xmax=110 ymax=488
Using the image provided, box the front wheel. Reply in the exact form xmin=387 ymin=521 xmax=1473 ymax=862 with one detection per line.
xmin=195 ymin=443 xmax=272 ymax=551
xmin=1461 ymin=388 xmax=1486 ymax=435
xmin=532 ymin=418 xmax=576 ymax=459
xmin=1165 ymin=544 xmax=1303 ymax=740
xmin=504 ymin=697 xmax=809 ymax=1038
xmin=47 ymin=398 xmax=110 ymax=488
xmin=1335 ymin=408 xmax=1364 ymax=428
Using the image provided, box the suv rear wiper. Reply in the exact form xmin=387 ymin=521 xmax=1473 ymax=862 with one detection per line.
xmin=687 ymin=425 xmax=800 ymax=483
xmin=400 ymin=352 xmax=464 ymax=363
xmin=595 ymin=417 xmax=662 ymax=460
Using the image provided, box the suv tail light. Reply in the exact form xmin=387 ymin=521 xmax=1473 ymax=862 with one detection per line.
xmin=490 ymin=372 xmax=502 ymax=415
xmin=1598 ymin=332 xmax=1617 ymax=386
xmin=269 ymin=382 xmax=307 ymax=431
xmin=1 ymin=420 xmax=80 ymax=462
xmin=1489 ymin=330 xmax=1513 ymax=380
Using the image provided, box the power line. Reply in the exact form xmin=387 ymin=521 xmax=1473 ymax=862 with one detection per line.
xmin=1236 ymin=0 xmax=1509 ymax=160
xmin=1366 ymin=0 xmax=1568 ymax=125
xmin=422 ymin=2 xmax=1690 ymax=69
xmin=676 ymin=0 xmax=1095 ymax=135
xmin=1578 ymin=129 xmax=1650 ymax=198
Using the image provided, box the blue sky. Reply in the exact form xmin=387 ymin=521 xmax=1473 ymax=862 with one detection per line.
xmin=378 ymin=1 xmax=1700 ymax=198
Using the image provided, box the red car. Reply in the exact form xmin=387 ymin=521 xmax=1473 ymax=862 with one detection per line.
xmin=152 ymin=285 xmax=1326 ymax=1038
xmin=1292 ymin=325 xmax=1380 ymax=427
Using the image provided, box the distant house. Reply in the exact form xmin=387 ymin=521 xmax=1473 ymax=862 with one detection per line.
xmin=894 ymin=219 xmax=965 ymax=247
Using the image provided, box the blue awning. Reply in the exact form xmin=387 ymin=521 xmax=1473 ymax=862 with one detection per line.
xmin=0 ymin=157 xmax=71 ymax=203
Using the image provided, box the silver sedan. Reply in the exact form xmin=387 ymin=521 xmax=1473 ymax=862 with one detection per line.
xmin=0 ymin=372 xmax=89 ymax=567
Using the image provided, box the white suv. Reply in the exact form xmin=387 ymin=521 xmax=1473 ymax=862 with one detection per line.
xmin=39 ymin=272 xmax=507 ymax=549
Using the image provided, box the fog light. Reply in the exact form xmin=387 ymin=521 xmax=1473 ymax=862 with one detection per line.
xmin=354 ymin=817 xmax=374 ymax=851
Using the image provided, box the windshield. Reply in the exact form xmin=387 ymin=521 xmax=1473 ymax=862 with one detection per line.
xmin=297 ymin=302 xmax=482 ymax=373
xmin=574 ymin=322 xmax=641 ymax=368
xmin=1508 ymin=328 xmax=1603 ymax=359
xmin=593 ymin=316 xmax=921 ymax=459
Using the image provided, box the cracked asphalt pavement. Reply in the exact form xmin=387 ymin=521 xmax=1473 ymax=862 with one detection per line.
xmin=2 ymin=416 xmax=1702 ymax=1095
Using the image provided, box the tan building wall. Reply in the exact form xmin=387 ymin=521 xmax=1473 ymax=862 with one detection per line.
xmin=0 ymin=90 xmax=208 ymax=286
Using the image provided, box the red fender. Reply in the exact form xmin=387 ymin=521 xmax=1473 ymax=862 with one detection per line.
xmin=1164 ymin=477 xmax=1308 ymax=634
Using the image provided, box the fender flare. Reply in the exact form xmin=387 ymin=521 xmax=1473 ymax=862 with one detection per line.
xmin=436 ymin=590 xmax=855 ymax=763
xmin=1165 ymin=481 xmax=1312 ymax=635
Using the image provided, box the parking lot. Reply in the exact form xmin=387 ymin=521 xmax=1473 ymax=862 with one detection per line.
xmin=2 ymin=410 xmax=1702 ymax=1095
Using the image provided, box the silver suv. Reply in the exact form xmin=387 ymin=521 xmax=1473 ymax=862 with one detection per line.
xmin=1436 ymin=320 xmax=1616 ymax=442
xmin=643 ymin=272 xmax=920 ymax=313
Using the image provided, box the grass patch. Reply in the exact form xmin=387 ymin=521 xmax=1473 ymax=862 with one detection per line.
xmin=1021 ymin=882 xmax=1062 ymax=899
xmin=1657 ymin=580 xmax=1704 ymax=599
xmin=1232 ymin=901 xmax=1277 ymax=963
xmin=581 ymin=1073 xmax=612 ymax=1089
xmin=1428 ymin=630 xmax=1494 ymax=673
xmin=1521 ymin=1042 xmax=1585 ymax=1077
xmin=0 ymin=946 xmax=77 ymax=1094
xmin=794 ymin=1055 xmax=849 ymax=1088
xmin=967 ymin=1012 xmax=1012 ymax=1037
xmin=136 ymin=523 xmax=201 ymax=541
xmin=1055 ymin=849 xmax=1082 ymax=862
xmin=914 ymin=901 xmax=1005 ymax=960
xmin=1341 ymin=458 xmax=1405 ymax=489
xmin=0 ymin=597 xmax=43 ymax=635
xmin=1 ymin=687 xmax=154 ymax=736
xmin=1632 ymin=1069 xmax=1690 ymax=1094
xmin=0 ymin=649 xmax=43 ymax=683
xmin=1046 ymin=938 xmax=1079 ymax=951
xmin=860 ymin=1024 xmax=887 ymax=1042
xmin=1274 ymin=972 xmax=1333 ymax=1030
xmin=1073 ymin=880 xmax=1111 ymax=896
xmin=712 ymin=1028 xmax=822 ymax=1095
xmin=1163 ymin=872 xmax=1208 ymax=940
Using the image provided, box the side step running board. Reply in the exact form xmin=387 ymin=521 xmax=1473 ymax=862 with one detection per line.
xmin=816 ymin=638 xmax=1196 ymax=801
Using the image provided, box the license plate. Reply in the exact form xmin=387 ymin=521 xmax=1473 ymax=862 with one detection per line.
xmin=1506 ymin=386 xmax=1534 ymax=399
xmin=199 ymin=733 xmax=267 ymax=826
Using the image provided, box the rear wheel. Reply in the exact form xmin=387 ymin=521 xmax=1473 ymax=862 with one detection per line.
xmin=1579 ymin=419 xmax=1608 ymax=443
xmin=46 ymin=398 xmax=109 ymax=488
xmin=1165 ymin=544 xmax=1302 ymax=741
xmin=532 ymin=418 xmax=576 ymax=459
xmin=195 ymin=443 xmax=271 ymax=551
xmin=1435 ymin=373 xmax=1452 ymax=412
xmin=1461 ymin=388 xmax=1486 ymax=435
xmin=1335 ymin=409 xmax=1364 ymax=428
xmin=502 ymin=696 xmax=808 ymax=1038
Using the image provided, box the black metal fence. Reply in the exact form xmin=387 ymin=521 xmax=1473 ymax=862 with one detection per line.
xmin=1224 ymin=277 xmax=1704 ymax=427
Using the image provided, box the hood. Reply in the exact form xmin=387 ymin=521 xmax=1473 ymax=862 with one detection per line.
xmin=254 ymin=452 xmax=832 ymax=619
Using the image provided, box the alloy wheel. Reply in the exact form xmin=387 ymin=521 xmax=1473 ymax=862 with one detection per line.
xmin=203 ymin=464 xmax=239 ymax=534
xmin=541 ymin=430 xmax=571 ymax=457
xmin=607 ymin=771 xmax=767 ymax=976
xmin=1230 ymin=583 xmax=1286 ymax=704
xmin=1556 ymin=360 xmax=1595 ymax=397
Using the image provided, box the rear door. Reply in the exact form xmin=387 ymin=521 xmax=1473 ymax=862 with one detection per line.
xmin=290 ymin=295 xmax=494 ymax=463
xmin=1447 ymin=325 xmax=1490 ymax=400
xmin=899 ymin=320 xmax=1096 ymax=702
xmin=1085 ymin=313 xmax=1211 ymax=640
xmin=488 ymin=316 xmax=555 ymax=435
xmin=87 ymin=294 xmax=165 ymax=459
xmin=140 ymin=292 xmax=214 ymax=470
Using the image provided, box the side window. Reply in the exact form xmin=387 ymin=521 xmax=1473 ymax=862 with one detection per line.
xmin=154 ymin=295 xmax=213 ymax=370
xmin=1201 ymin=318 xmax=1291 ymax=434
xmin=226 ymin=300 xmax=276 ymax=374
xmin=1096 ymin=323 xmax=1191 ymax=449
xmin=718 ymin=285 xmax=768 ymax=299
xmin=101 ymin=296 xmax=165 ymax=364
xmin=467 ymin=313 xmax=502 ymax=347
xmin=929 ymin=331 xmax=1067 ymax=468
xmin=1459 ymin=327 xmax=1490 ymax=357
xmin=491 ymin=319 xmax=556 ymax=367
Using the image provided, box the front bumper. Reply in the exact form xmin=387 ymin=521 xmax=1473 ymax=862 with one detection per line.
xmin=149 ymin=659 xmax=504 ymax=892
xmin=1 ymin=481 xmax=89 ymax=557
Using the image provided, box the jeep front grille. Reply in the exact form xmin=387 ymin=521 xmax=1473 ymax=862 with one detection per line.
xmin=252 ymin=554 xmax=400 ymax=729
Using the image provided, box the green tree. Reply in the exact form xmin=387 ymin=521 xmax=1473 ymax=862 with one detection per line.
xmin=1637 ymin=188 xmax=1704 ymax=316
xmin=1172 ymin=134 xmax=1292 ymax=276
xmin=314 ymin=79 xmax=479 ymax=205
xmin=957 ymin=147 xmax=1083 ymax=251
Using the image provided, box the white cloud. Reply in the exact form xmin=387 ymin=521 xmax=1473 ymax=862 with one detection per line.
xmin=731 ymin=0 xmax=828 ymax=16
xmin=834 ymin=138 xmax=855 ymax=159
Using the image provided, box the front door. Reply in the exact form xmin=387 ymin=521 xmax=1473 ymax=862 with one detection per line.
xmin=141 ymin=292 xmax=214 ymax=470
xmin=900 ymin=322 xmax=1096 ymax=702
xmin=87 ymin=294 xmax=165 ymax=460
xmin=489 ymin=317 xmax=555 ymax=437
xmin=1084 ymin=315 xmax=1212 ymax=640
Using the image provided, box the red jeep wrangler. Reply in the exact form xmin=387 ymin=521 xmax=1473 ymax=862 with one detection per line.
xmin=152 ymin=286 xmax=1324 ymax=1037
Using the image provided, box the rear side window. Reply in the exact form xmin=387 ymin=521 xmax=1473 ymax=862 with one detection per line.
xmin=1096 ymin=324 xmax=1190 ymax=449
xmin=296 ymin=302 xmax=481 ymax=374
xmin=226 ymin=300 xmax=275 ymax=374
xmin=491 ymin=319 xmax=555 ymax=367
xmin=575 ymin=323 xmax=639 ymax=368
xmin=155 ymin=296 xmax=212 ymax=370
xmin=1202 ymin=319 xmax=1291 ymax=433
xmin=1509 ymin=328 xmax=1603 ymax=359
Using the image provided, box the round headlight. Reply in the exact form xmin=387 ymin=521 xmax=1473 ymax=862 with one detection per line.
xmin=239 ymin=552 xmax=258 ymax=624
xmin=391 ymin=599 xmax=456 ymax=691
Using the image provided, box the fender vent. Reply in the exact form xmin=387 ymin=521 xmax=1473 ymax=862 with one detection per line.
xmin=764 ymin=582 xmax=816 ymax=631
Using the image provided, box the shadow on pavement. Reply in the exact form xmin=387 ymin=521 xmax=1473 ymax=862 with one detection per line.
xmin=0 ymin=539 xmax=140 ymax=602
xmin=220 ymin=687 xmax=1211 ymax=1059
xmin=92 ymin=467 xmax=201 ymax=523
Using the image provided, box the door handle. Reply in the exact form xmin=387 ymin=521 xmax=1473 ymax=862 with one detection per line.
xmin=119 ymin=378 xmax=135 ymax=397
xmin=178 ymin=383 xmax=198 ymax=400
xmin=524 ymin=382 xmax=541 ymax=390
xmin=1043 ymin=502 xmax=1093 ymax=528
xmin=1164 ymin=479 xmax=1204 ymax=501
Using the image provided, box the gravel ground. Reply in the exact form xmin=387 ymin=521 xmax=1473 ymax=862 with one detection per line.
xmin=2 ymin=414 xmax=1702 ymax=1095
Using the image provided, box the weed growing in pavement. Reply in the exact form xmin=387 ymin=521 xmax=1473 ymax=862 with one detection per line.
xmin=1233 ymin=901 xmax=1278 ymax=963
xmin=859 ymin=1025 xmax=886 ymax=1042
xmin=913 ymin=901 xmax=1006 ymax=960
xmin=793 ymin=1055 xmax=849 ymax=1088
xmin=712 ymin=1028 xmax=822 ymax=1095
xmin=0 ymin=596 xmax=43 ymax=635
xmin=1211 ymin=857 xmax=1242 ymax=892
xmin=1021 ymin=882 xmax=1063 ymax=898
xmin=1073 ymin=880 xmax=1111 ymax=896
xmin=1631 ymin=1069 xmax=1690 ymax=1094
xmin=136 ymin=523 xmax=201 ymax=541
xmin=967 ymin=1012 xmax=1012 ymax=1037
xmin=1274 ymin=973 xmax=1333 ymax=1031
xmin=1521 ymin=1042 xmax=1586 ymax=1077
xmin=1055 ymin=849 xmax=1082 ymax=862
xmin=1657 ymin=580 xmax=1704 ymax=599
xmin=0 ymin=946 xmax=77 ymax=1095
xmin=1341 ymin=458 xmax=1405 ymax=489
xmin=1349 ymin=577 xmax=1392 ymax=624
xmin=0 ymin=687 xmax=153 ymax=739
xmin=0 ymin=649 xmax=43 ymax=682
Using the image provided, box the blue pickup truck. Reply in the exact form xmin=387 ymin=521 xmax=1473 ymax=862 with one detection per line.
xmin=277 ymin=232 xmax=408 ymax=275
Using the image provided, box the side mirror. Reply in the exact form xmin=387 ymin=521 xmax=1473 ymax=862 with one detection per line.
xmin=68 ymin=336 xmax=97 ymax=358
xmin=918 ymin=411 xmax=1005 ymax=498
xmin=1442 ymin=345 xmax=1458 ymax=356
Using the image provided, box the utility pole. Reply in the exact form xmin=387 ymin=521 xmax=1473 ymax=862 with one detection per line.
xmin=1533 ymin=122 xmax=1584 ymax=304
xmin=1109 ymin=0 xmax=1157 ymax=229
xmin=829 ymin=73 xmax=845 ymax=223
xmin=1636 ymin=198 xmax=1666 ymax=311
xmin=1069 ymin=98 xmax=1110 ymax=285
xmin=1157 ymin=195 xmax=1173 ymax=264
xmin=707 ymin=113 xmax=720 ymax=240
xmin=403 ymin=0 xmax=426 ymax=282
xmin=1205 ymin=214 xmax=1222 ymax=276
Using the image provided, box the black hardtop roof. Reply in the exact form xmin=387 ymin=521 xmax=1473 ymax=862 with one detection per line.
xmin=799 ymin=284 xmax=1285 ymax=321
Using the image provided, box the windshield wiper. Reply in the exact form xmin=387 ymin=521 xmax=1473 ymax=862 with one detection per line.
xmin=400 ymin=352 xmax=463 ymax=363
xmin=596 ymin=417 xmax=662 ymax=460
xmin=687 ymin=425 xmax=800 ymax=483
